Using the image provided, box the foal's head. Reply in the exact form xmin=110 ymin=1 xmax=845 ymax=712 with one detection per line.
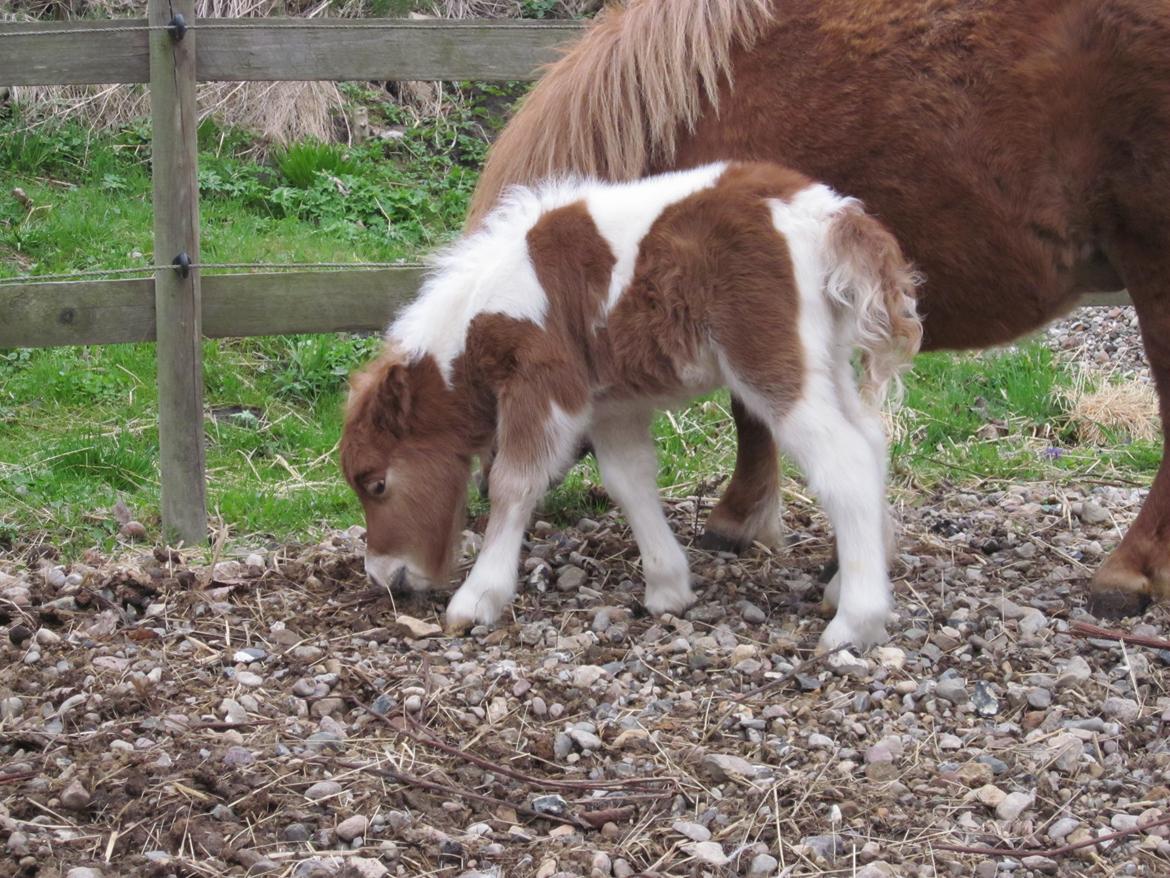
xmin=340 ymin=348 xmax=474 ymax=592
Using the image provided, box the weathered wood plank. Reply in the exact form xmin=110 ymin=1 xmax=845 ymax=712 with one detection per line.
xmin=201 ymin=268 xmax=420 ymax=336
xmin=0 ymin=273 xmax=1132 ymax=350
xmin=0 ymin=18 xmax=582 ymax=86
xmin=150 ymin=0 xmax=206 ymax=545
xmin=0 ymin=19 xmax=150 ymax=85
xmin=0 ymin=278 xmax=156 ymax=347
xmin=196 ymin=19 xmax=581 ymax=82
xmin=0 ymin=269 xmax=421 ymax=348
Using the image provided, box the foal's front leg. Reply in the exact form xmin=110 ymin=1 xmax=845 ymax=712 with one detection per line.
xmin=590 ymin=408 xmax=695 ymax=616
xmin=445 ymin=398 xmax=586 ymax=630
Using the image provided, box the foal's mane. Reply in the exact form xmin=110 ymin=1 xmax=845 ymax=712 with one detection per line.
xmin=467 ymin=0 xmax=774 ymax=226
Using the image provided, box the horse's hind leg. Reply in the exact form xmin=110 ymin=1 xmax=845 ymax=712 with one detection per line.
xmin=590 ymin=407 xmax=695 ymax=616
xmin=699 ymin=396 xmax=785 ymax=552
xmin=1089 ymin=248 xmax=1170 ymax=616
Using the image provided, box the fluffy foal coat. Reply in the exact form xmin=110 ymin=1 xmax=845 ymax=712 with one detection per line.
xmin=342 ymin=161 xmax=921 ymax=650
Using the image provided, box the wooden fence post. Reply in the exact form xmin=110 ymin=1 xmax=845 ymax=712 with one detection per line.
xmin=149 ymin=0 xmax=207 ymax=545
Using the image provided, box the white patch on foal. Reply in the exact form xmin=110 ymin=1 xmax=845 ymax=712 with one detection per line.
xmin=585 ymin=162 xmax=728 ymax=312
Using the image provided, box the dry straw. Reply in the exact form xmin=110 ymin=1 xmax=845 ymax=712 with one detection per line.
xmin=5 ymin=0 xmax=598 ymax=143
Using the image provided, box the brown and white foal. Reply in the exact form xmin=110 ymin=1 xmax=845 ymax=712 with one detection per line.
xmin=341 ymin=161 xmax=921 ymax=650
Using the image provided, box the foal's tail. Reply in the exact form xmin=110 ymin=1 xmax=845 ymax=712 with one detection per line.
xmin=824 ymin=206 xmax=923 ymax=409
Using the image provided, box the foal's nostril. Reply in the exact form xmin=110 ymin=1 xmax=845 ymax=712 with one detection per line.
xmin=388 ymin=567 xmax=407 ymax=593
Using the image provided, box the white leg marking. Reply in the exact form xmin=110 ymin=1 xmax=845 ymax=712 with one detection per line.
xmin=778 ymin=397 xmax=892 ymax=651
xmin=590 ymin=408 xmax=694 ymax=617
xmin=446 ymin=402 xmax=587 ymax=629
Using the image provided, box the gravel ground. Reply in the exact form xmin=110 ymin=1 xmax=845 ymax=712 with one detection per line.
xmin=2 ymin=307 xmax=1167 ymax=878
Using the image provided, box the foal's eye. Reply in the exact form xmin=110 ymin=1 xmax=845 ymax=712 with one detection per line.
xmin=366 ymin=478 xmax=387 ymax=498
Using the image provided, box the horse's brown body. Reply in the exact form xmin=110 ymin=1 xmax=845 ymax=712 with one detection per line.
xmin=471 ymin=0 xmax=1170 ymax=615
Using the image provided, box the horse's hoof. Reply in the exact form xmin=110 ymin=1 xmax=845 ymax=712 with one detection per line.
xmin=697 ymin=529 xmax=749 ymax=554
xmin=1087 ymin=588 xmax=1152 ymax=619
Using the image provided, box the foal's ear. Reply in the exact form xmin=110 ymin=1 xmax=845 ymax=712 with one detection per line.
xmin=374 ymin=360 xmax=412 ymax=435
xmin=350 ymin=358 xmax=412 ymax=436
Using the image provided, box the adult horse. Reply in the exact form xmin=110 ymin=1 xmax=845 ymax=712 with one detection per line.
xmin=467 ymin=0 xmax=1169 ymax=617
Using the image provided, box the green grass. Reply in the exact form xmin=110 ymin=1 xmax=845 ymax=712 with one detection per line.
xmin=0 ymin=107 xmax=1161 ymax=557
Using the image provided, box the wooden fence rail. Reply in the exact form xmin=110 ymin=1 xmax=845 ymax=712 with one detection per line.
xmin=0 ymin=9 xmax=1129 ymax=544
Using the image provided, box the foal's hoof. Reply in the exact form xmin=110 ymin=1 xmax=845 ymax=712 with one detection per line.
xmin=697 ymin=528 xmax=749 ymax=555
xmin=818 ymin=558 xmax=839 ymax=584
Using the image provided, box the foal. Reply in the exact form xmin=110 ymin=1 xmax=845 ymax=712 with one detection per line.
xmin=341 ymin=161 xmax=922 ymax=650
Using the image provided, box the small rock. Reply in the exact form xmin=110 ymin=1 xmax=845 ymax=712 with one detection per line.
xmin=935 ymin=673 xmax=968 ymax=705
xmin=569 ymin=728 xmax=603 ymax=751
xmin=60 ymin=778 xmax=91 ymax=810
xmin=336 ymin=815 xmax=369 ymax=842
xmin=685 ymin=841 xmax=730 ymax=866
xmin=1048 ymin=817 xmax=1081 ymax=842
xmin=700 ymin=752 xmax=761 ymax=782
xmin=553 ymin=733 xmax=574 ymax=760
xmin=672 ymin=820 xmax=711 ymax=842
xmin=223 ymin=746 xmax=256 ymax=767
xmin=1079 ymin=501 xmax=1111 ymax=525
xmin=1103 ymin=696 xmax=1140 ymax=723
xmin=1056 ymin=656 xmax=1091 ymax=689
xmin=802 ymin=834 xmax=844 ymax=860
xmin=532 ymin=794 xmax=568 ymax=816
xmin=957 ymin=762 xmax=994 ymax=787
xmin=747 ymin=853 xmax=779 ymax=877
xmin=66 ymin=869 xmax=102 ymax=878
xmin=971 ymin=682 xmax=1000 ymax=717
xmin=996 ymin=791 xmax=1035 ymax=822
xmin=572 ymin=665 xmax=606 ymax=689
xmin=557 ymin=566 xmax=587 ymax=592
xmin=236 ymin=671 xmax=264 ymax=688
xmin=974 ymin=785 xmax=1007 ymax=808
xmin=738 ymin=601 xmax=767 ymax=624
xmin=305 ymin=780 xmax=343 ymax=801
xmin=284 ymin=822 xmax=312 ymax=842
xmin=1027 ymin=687 xmax=1053 ymax=709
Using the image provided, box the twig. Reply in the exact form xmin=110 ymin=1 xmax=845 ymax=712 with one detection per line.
xmin=330 ymin=758 xmax=593 ymax=831
xmin=935 ymin=813 xmax=1170 ymax=858
xmin=357 ymin=700 xmax=674 ymax=792
xmin=1070 ymin=620 xmax=1170 ymax=651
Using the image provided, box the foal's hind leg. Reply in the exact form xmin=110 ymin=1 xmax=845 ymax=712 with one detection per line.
xmin=590 ymin=407 xmax=695 ymax=616
xmin=730 ymin=380 xmax=891 ymax=651
xmin=699 ymin=396 xmax=785 ymax=552
xmin=822 ymin=357 xmax=896 ymax=613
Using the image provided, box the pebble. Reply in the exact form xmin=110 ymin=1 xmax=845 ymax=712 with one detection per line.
xmin=66 ymin=869 xmax=102 ymax=878
xmin=1056 ymin=656 xmax=1092 ymax=688
xmin=1048 ymin=817 xmax=1081 ymax=841
xmin=236 ymin=670 xmax=264 ymax=688
xmin=569 ymin=728 xmax=603 ymax=751
xmin=305 ymin=780 xmax=343 ymax=801
xmin=748 ymin=853 xmax=779 ymax=877
xmin=1103 ymin=696 xmax=1140 ymax=723
xmin=672 ymin=820 xmax=711 ymax=842
xmin=971 ymin=682 xmax=1000 ymax=717
xmin=284 ymin=823 xmax=312 ymax=842
xmin=532 ymin=795 xmax=568 ymax=816
xmin=60 ymin=779 xmax=91 ymax=810
xmin=935 ymin=672 xmax=968 ymax=705
xmin=685 ymin=841 xmax=730 ymax=866
xmin=336 ymin=815 xmax=369 ymax=842
xmin=557 ymin=565 xmax=587 ymax=592
xmin=738 ymin=601 xmax=767 ymax=624
xmin=996 ymin=791 xmax=1035 ymax=822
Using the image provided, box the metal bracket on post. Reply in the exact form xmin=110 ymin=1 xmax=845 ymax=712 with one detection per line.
xmin=172 ymin=251 xmax=191 ymax=279
xmin=166 ymin=14 xmax=188 ymax=41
